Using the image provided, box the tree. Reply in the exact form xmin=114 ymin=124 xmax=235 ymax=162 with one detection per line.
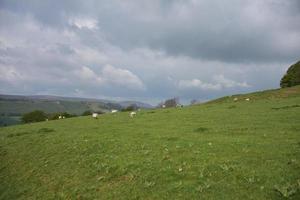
xmin=22 ymin=110 xmax=47 ymax=123
xmin=82 ymin=110 xmax=92 ymax=116
xmin=164 ymin=97 xmax=179 ymax=108
xmin=48 ymin=113 xmax=61 ymax=120
xmin=280 ymin=61 xmax=300 ymax=88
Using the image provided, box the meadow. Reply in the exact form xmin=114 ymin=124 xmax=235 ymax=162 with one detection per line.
xmin=0 ymin=86 xmax=300 ymax=199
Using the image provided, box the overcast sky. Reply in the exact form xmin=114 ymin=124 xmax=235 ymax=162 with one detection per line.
xmin=0 ymin=0 xmax=299 ymax=105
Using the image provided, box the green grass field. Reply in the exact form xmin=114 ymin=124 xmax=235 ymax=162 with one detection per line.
xmin=1 ymin=86 xmax=300 ymax=199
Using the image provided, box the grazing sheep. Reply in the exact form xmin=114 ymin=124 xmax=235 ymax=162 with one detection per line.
xmin=162 ymin=105 xmax=166 ymax=108
xmin=245 ymin=98 xmax=250 ymax=101
xmin=234 ymin=97 xmax=238 ymax=101
xmin=130 ymin=111 xmax=136 ymax=118
xmin=111 ymin=110 xmax=118 ymax=113
xmin=92 ymin=113 xmax=98 ymax=119
xmin=58 ymin=115 xmax=62 ymax=119
xmin=62 ymin=116 xmax=65 ymax=119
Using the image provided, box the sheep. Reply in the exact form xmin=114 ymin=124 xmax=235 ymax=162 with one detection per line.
xmin=233 ymin=97 xmax=238 ymax=101
xmin=58 ymin=115 xmax=62 ymax=119
xmin=62 ymin=116 xmax=65 ymax=119
xmin=162 ymin=105 xmax=166 ymax=108
xmin=92 ymin=113 xmax=98 ymax=119
xmin=245 ymin=98 xmax=250 ymax=101
xmin=130 ymin=111 xmax=136 ymax=118
xmin=111 ymin=110 xmax=118 ymax=113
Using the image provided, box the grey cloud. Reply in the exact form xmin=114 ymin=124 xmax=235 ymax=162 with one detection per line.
xmin=0 ymin=0 xmax=299 ymax=104
xmin=1 ymin=0 xmax=299 ymax=63
xmin=101 ymin=0 xmax=300 ymax=63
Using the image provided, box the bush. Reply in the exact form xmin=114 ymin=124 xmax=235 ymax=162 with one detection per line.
xmin=280 ymin=60 xmax=300 ymax=88
xmin=22 ymin=110 xmax=47 ymax=123
xmin=48 ymin=113 xmax=61 ymax=120
xmin=82 ymin=110 xmax=92 ymax=116
xmin=164 ymin=97 xmax=179 ymax=108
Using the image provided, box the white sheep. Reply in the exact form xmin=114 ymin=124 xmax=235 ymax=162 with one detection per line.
xmin=130 ymin=111 xmax=136 ymax=118
xmin=92 ymin=113 xmax=98 ymax=119
xmin=233 ymin=97 xmax=238 ymax=101
xmin=58 ymin=115 xmax=62 ymax=119
xmin=62 ymin=116 xmax=65 ymax=119
xmin=111 ymin=110 xmax=118 ymax=113
xmin=245 ymin=98 xmax=250 ymax=101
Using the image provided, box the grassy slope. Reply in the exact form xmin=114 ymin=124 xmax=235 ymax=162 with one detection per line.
xmin=208 ymin=85 xmax=300 ymax=104
xmin=0 ymin=87 xmax=300 ymax=199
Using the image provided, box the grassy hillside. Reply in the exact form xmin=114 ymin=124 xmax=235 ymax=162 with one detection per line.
xmin=208 ymin=85 xmax=300 ymax=104
xmin=0 ymin=87 xmax=300 ymax=199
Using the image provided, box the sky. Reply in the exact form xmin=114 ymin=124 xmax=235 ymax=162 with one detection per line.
xmin=0 ymin=0 xmax=299 ymax=105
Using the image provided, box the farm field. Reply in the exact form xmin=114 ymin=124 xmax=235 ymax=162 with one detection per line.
xmin=0 ymin=86 xmax=300 ymax=199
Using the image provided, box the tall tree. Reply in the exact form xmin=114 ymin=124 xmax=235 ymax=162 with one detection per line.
xmin=280 ymin=61 xmax=300 ymax=88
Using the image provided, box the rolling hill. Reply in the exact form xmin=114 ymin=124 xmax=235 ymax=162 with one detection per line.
xmin=0 ymin=86 xmax=300 ymax=199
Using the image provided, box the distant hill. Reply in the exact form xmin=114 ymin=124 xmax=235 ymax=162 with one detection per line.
xmin=0 ymin=94 xmax=153 ymax=126
xmin=0 ymin=94 xmax=153 ymax=113
xmin=119 ymin=101 xmax=153 ymax=109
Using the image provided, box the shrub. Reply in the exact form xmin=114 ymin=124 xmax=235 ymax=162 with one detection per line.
xmin=48 ymin=113 xmax=61 ymax=120
xmin=280 ymin=60 xmax=300 ymax=88
xmin=164 ymin=97 xmax=179 ymax=108
xmin=22 ymin=110 xmax=47 ymax=123
xmin=82 ymin=110 xmax=92 ymax=116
